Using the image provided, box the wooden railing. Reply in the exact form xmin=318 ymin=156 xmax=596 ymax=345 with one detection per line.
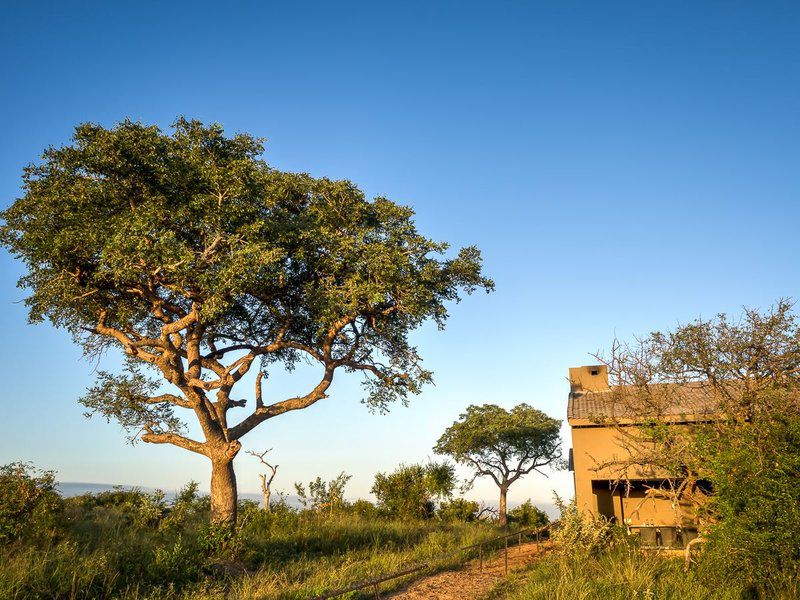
xmin=462 ymin=521 xmax=553 ymax=575
xmin=312 ymin=521 xmax=555 ymax=599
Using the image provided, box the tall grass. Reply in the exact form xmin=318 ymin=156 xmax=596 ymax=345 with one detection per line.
xmin=0 ymin=494 xmax=499 ymax=600
xmin=485 ymin=498 xmax=764 ymax=600
xmin=487 ymin=503 xmax=800 ymax=600
xmin=489 ymin=548 xmax=744 ymax=600
xmin=221 ymin=517 xmax=495 ymax=599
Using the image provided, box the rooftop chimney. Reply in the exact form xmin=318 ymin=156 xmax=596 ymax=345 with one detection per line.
xmin=569 ymin=365 xmax=609 ymax=393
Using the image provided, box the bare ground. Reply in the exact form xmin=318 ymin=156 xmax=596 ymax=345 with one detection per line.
xmin=386 ymin=540 xmax=552 ymax=600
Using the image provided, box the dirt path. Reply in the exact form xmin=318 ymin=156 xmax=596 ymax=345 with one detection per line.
xmin=386 ymin=541 xmax=552 ymax=600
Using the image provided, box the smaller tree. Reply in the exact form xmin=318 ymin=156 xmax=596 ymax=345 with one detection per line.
xmin=435 ymin=404 xmax=561 ymax=526
xmin=372 ymin=462 xmax=454 ymax=519
xmin=295 ymin=472 xmax=351 ymax=514
xmin=246 ymin=449 xmax=279 ymax=512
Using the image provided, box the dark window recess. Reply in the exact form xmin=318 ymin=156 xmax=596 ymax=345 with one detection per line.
xmin=590 ymin=369 xmax=599 ymax=376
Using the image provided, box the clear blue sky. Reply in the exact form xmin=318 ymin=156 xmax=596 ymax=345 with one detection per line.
xmin=1 ymin=1 xmax=798 ymax=509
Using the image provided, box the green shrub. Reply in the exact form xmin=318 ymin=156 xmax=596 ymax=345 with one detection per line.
xmin=437 ymin=498 xmax=479 ymax=522
xmin=198 ymin=522 xmax=242 ymax=558
xmin=69 ymin=486 xmax=167 ymax=528
xmin=507 ymin=500 xmax=549 ymax=528
xmin=698 ymin=414 xmax=800 ymax=598
xmin=372 ymin=462 xmax=455 ymax=519
xmin=148 ymin=536 xmax=202 ymax=584
xmin=0 ymin=462 xmax=62 ymax=543
xmin=349 ymin=499 xmax=381 ymax=519
xmin=294 ymin=472 xmax=352 ymax=513
xmin=551 ymin=495 xmax=627 ymax=559
xmin=162 ymin=481 xmax=207 ymax=531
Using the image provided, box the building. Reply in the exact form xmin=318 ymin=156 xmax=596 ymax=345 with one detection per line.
xmin=566 ymin=364 xmax=714 ymax=547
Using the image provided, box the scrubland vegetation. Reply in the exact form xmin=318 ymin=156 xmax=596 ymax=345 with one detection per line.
xmin=0 ymin=462 xmax=508 ymax=600
xmin=7 ymin=455 xmax=798 ymax=600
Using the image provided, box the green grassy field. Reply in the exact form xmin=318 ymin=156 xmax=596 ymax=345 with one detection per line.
xmin=0 ymin=485 xmax=500 ymax=600
xmin=5 ymin=470 xmax=799 ymax=600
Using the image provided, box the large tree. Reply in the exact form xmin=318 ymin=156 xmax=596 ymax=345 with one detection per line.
xmin=435 ymin=404 xmax=561 ymax=526
xmin=0 ymin=118 xmax=493 ymax=526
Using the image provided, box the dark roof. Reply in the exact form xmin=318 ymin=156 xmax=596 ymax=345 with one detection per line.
xmin=568 ymin=381 xmax=720 ymax=423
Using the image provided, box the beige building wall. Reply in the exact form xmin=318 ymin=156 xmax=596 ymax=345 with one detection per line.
xmin=570 ymin=425 xmax=684 ymax=526
xmin=565 ymin=364 xmax=707 ymax=552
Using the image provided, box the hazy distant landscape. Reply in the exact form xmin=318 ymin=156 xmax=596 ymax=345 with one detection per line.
xmin=56 ymin=482 xmax=560 ymax=518
xmin=56 ymin=482 xmax=299 ymax=506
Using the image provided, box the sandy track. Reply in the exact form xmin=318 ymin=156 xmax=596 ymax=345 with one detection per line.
xmin=386 ymin=541 xmax=551 ymax=600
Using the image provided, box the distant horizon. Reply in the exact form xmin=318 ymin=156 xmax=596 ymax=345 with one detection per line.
xmin=55 ymin=481 xmax=560 ymax=518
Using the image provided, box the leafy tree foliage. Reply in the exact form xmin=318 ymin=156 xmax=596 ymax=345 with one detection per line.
xmin=700 ymin=415 xmax=800 ymax=595
xmin=434 ymin=404 xmax=562 ymax=525
xmin=0 ymin=118 xmax=492 ymax=525
xmin=371 ymin=462 xmax=455 ymax=519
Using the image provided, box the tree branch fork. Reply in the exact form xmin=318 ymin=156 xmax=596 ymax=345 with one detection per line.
xmin=87 ymin=306 xmax=409 ymax=459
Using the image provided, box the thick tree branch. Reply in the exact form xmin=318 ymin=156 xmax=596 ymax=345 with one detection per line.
xmin=145 ymin=393 xmax=194 ymax=409
xmin=255 ymin=372 xmax=264 ymax=408
xmin=228 ymin=367 xmax=335 ymax=440
xmin=141 ymin=430 xmax=206 ymax=455
xmin=464 ymin=456 xmax=502 ymax=487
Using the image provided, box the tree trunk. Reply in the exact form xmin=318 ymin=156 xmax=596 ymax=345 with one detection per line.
xmin=499 ymin=486 xmax=508 ymax=527
xmin=210 ymin=456 xmax=238 ymax=526
xmin=260 ymin=473 xmax=271 ymax=512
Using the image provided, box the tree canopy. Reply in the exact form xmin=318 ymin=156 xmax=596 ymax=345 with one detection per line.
xmin=0 ymin=118 xmax=493 ymax=524
xmin=434 ymin=404 xmax=561 ymax=525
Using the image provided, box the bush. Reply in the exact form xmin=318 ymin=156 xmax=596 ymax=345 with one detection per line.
xmin=507 ymin=500 xmax=549 ymax=528
xmin=199 ymin=522 xmax=242 ymax=557
xmin=69 ymin=486 xmax=167 ymax=528
xmin=0 ymin=462 xmax=62 ymax=542
xmin=551 ymin=494 xmax=627 ymax=558
xmin=162 ymin=481 xmax=206 ymax=530
xmin=294 ymin=472 xmax=352 ymax=513
xmin=438 ymin=498 xmax=479 ymax=522
xmin=372 ymin=462 xmax=455 ymax=519
xmin=349 ymin=499 xmax=381 ymax=520
xmin=148 ymin=535 xmax=202 ymax=584
xmin=698 ymin=414 xmax=800 ymax=597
